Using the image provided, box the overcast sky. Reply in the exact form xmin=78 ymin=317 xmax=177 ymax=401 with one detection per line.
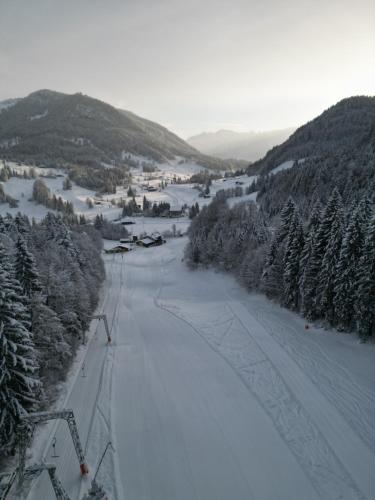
xmin=1 ymin=0 xmax=374 ymax=138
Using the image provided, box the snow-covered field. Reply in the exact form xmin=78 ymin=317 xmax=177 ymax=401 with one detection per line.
xmin=0 ymin=162 xmax=256 ymax=239
xmin=21 ymin=238 xmax=375 ymax=500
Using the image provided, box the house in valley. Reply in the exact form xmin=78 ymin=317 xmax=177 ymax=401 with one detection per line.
xmin=104 ymin=245 xmax=131 ymax=254
xmin=136 ymin=233 xmax=165 ymax=248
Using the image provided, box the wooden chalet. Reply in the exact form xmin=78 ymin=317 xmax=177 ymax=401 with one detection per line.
xmin=136 ymin=234 xmax=165 ymax=248
xmin=104 ymin=245 xmax=131 ymax=254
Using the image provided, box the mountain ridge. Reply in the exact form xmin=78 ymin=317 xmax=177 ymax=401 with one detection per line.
xmin=0 ymin=90 xmax=229 ymax=171
xmin=250 ymin=95 xmax=375 ymax=217
xmin=249 ymin=95 xmax=375 ymax=175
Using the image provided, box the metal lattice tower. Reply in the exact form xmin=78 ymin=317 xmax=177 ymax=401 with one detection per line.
xmin=1 ymin=464 xmax=70 ymax=500
xmin=18 ymin=410 xmax=88 ymax=483
xmin=24 ymin=464 xmax=70 ymax=500
xmin=0 ymin=471 xmax=17 ymax=500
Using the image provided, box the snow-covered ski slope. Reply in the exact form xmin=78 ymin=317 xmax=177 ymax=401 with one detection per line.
xmin=25 ymin=238 xmax=375 ymax=500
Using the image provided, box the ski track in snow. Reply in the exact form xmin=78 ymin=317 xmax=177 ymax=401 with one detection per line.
xmin=246 ymin=300 xmax=375 ymax=451
xmin=154 ymin=302 xmax=364 ymax=500
xmin=77 ymin=256 xmax=126 ymax=500
xmin=156 ymin=246 xmax=375 ymax=500
xmin=24 ymin=238 xmax=375 ymax=500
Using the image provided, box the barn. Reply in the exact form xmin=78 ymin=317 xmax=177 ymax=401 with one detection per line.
xmin=136 ymin=234 xmax=165 ymax=248
xmin=169 ymin=208 xmax=182 ymax=217
xmin=104 ymin=245 xmax=131 ymax=254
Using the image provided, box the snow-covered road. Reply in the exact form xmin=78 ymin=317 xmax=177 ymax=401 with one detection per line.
xmin=25 ymin=238 xmax=375 ymax=500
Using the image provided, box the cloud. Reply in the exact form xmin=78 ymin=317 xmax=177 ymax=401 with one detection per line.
xmin=1 ymin=0 xmax=374 ymax=136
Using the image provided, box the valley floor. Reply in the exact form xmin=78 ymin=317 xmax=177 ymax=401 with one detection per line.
xmin=23 ymin=238 xmax=375 ymax=500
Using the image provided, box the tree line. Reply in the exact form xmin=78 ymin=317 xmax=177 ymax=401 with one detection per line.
xmin=0 ymin=212 xmax=105 ymax=456
xmin=185 ymin=189 xmax=375 ymax=341
xmin=32 ymin=178 xmax=75 ymax=215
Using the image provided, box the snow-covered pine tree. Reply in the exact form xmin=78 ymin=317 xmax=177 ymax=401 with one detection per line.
xmin=355 ymin=217 xmax=375 ymax=341
xmin=0 ymin=244 xmax=41 ymax=454
xmin=238 ymin=244 xmax=267 ymax=291
xmin=261 ymin=245 xmax=285 ymax=298
xmin=283 ymin=211 xmax=304 ymax=310
xmin=31 ymin=299 xmax=71 ymax=379
xmin=15 ymin=236 xmax=42 ymax=297
xmin=44 ymin=213 xmax=78 ymax=260
xmin=303 ymin=188 xmax=343 ymax=320
xmin=261 ymin=197 xmax=296 ymax=299
xmin=14 ymin=212 xmax=31 ymax=235
xmin=315 ymin=197 xmax=344 ymax=323
xmin=334 ymin=198 xmax=371 ymax=330
xmin=277 ymin=197 xmax=297 ymax=244
xmin=299 ymin=201 xmax=322 ymax=318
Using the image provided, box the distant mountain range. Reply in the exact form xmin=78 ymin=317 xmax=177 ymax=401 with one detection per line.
xmin=187 ymin=128 xmax=295 ymax=161
xmin=0 ymin=90 xmax=229 ymax=171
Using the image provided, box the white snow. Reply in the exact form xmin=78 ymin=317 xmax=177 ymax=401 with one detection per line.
xmin=30 ymin=110 xmax=48 ymax=121
xmin=227 ymin=190 xmax=258 ymax=207
xmin=270 ymin=159 xmax=305 ymax=175
xmin=0 ymin=160 xmax=258 ymax=225
xmin=23 ymin=238 xmax=375 ymax=500
xmin=0 ymin=99 xmax=18 ymax=112
xmin=0 ymin=176 xmax=99 ymax=221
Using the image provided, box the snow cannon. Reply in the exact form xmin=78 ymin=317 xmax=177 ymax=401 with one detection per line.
xmin=80 ymin=463 xmax=89 ymax=475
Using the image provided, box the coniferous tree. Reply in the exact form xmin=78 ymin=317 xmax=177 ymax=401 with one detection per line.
xmin=62 ymin=177 xmax=72 ymax=190
xmin=15 ymin=236 xmax=42 ymax=297
xmin=94 ymin=213 xmax=104 ymax=230
xmin=315 ymin=195 xmax=344 ymax=322
xmin=355 ymin=218 xmax=375 ymax=341
xmin=31 ymin=299 xmax=71 ymax=379
xmin=299 ymin=201 xmax=322 ymax=318
xmin=44 ymin=213 xmax=77 ymax=259
xmin=334 ymin=198 xmax=371 ymax=330
xmin=14 ymin=213 xmax=31 ymax=235
xmin=283 ymin=211 xmax=304 ymax=310
xmin=303 ymin=188 xmax=343 ymax=320
xmin=261 ymin=197 xmax=296 ymax=299
xmin=0 ymin=244 xmax=41 ymax=453
xmin=143 ymin=196 xmax=151 ymax=212
xmin=277 ymin=197 xmax=297 ymax=243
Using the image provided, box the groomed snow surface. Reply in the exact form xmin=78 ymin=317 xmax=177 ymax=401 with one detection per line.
xmin=22 ymin=238 xmax=375 ymax=500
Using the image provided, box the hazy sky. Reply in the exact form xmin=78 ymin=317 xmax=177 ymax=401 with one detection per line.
xmin=1 ymin=0 xmax=374 ymax=138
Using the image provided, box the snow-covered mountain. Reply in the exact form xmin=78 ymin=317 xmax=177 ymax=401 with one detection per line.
xmin=0 ymin=98 xmax=20 ymax=112
xmin=0 ymin=90 xmax=229 ymax=171
xmin=247 ymin=96 xmax=375 ymax=216
xmin=188 ymin=127 xmax=295 ymax=161
xmin=250 ymin=96 xmax=375 ymax=175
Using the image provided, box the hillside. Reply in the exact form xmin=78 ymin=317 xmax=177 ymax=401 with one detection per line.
xmin=0 ymin=90 xmax=227 ymax=170
xmin=0 ymin=98 xmax=20 ymax=112
xmin=248 ymin=96 xmax=375 ymax=217
xmin=250 ymin=96 xmax=375 ymax=174
xmin=188 ymin=127 xmax=295 ymax=161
